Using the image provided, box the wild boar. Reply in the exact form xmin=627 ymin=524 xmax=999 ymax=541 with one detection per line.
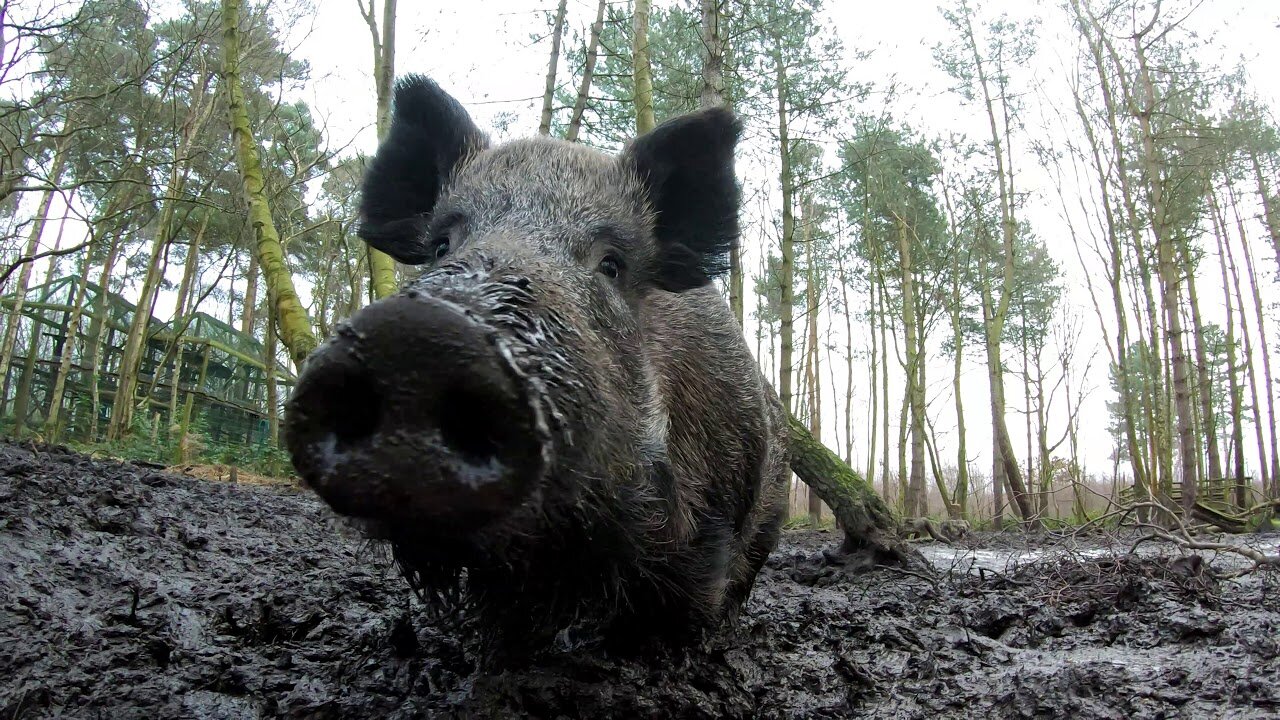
xmin=284 ymin=75 xmax=788 ymax=649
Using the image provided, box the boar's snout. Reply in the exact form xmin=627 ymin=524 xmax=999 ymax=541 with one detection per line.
xmin=284 ymin=293 xmax=547 ymax=531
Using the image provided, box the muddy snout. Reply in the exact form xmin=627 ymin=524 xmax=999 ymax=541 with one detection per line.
xmin=284 ymin=294 xmax=545 ymax=529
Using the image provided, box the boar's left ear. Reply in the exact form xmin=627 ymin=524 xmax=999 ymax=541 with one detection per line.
xmin=623 ymin=107 xmax=742 ymax=292
xmin=358 ymin=75 xmax=488 ymax=264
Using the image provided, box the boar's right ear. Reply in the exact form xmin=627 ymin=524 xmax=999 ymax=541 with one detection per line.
xmin=358 ymin=75 xmax=488 ymax=264
xmin=623 ymin=107 xmax=742 ymax=293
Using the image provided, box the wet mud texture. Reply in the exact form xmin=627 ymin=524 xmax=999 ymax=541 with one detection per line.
xmin=2 ymin=440 xmax=1278 ymax=719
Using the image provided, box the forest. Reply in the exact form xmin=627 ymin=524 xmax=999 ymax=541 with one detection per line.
xmin=1 ymin=0 xmax=1278 ymax=532
xmin=1 ymin=0 xmax=1279 ymax=716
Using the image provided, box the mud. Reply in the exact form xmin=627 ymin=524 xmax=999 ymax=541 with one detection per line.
xmin=2 ymin=440 xmax=1277 ymax=719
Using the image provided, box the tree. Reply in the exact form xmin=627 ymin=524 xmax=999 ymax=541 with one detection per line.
xmin=358 ymin=0 xmax=399 ymax=300
xmin=632 ymin=0 xmax=656 ymax=134
xmin=538 ymin=0 xmax=569 ymax=136
xmin=699 ymin=0 xmax=742 ymax=326
xmin=936 ymin=0 xmax=1038 ymax=525
xmin=1126 ymin=9 xmax=1200 ymax=515
xmin=221 ymin=0 xmax=316 ymax=366
xmin=836 ymin=124 xmax=950 ymax=519
xmin=557 ymin=3 xmax=747 ymax=149
xmin=105 ymin=55 xmax=217 ymax=440
xmin=565 ymin=0 xmax=606 ymax=143
xmin=743 ymin=0 xmax=847 ymax=423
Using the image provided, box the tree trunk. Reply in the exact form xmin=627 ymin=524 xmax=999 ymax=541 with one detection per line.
xmin=1132 ymin=32 xmax=1197 ymax=517
xmin=697 ymin=0 xmax=741 ymax=324
xmin=346 ymin=235 xmax=365 ymax=320
xmin=360 ymin=0 xmax=399 ymax=300
xmin=804 ymin=197 xmax=822 ymax=526
xmin=179 ymin=346 xmax=211 ymax=445
xmin=698 ymin=0 xmax=726 ymax=109
xmin=773 ymin=34 xmax=795 ymax=420
xmin=1064 ymin=352 xmax=1085 ymax=522
xmin=1227 ymin=183 xmax=1280 ymax=497
xmin=266 ymin=305 xmax=279 ymax=446
xmin=241 ymin=250 xmax=258 ymax=335
xmin=87 ymin=229 xmax=124 ymax=442
xmin=958 ymin=6 xmax=1035 ymax=526
xmin=565 ymin=0 xmax=606 ymax=143
xmin=1077 ymin=1 xmax=1169 ymax=495
xmin=1020 ymin=299 xmax=1034 ymax=514
xmin=0 ymin=139 xmax=66 ymax=416
xmin=632 ymin=0 xmax=655 ymax=134
xmin=859 ymin=243 xmax=877 ymax=484
xmin=924 ymin=414 xmax=960 ymax=518
xmin=1070 ymin=78 xmax=1152 ymax=497
xmin=1020 ymin=302 xmax=1041 ymax=516
xmin=1184 ymin=248 xmax=1223 ymax=487
xmin=12 ymin=216 xmax=69 ymax=435
xmin=981 ymin=276 xmax=1033 ymax=525
xmin=538 ymin=0 xmax=568 ymax=136
xmin=837 ymin=246 xmax=856 ymax=469
xmin=107 ymin=69 xmax=218 ymax=440
xmin=165 ymin=213 xmax=210 ymax=432
xmin=1250 ymin=152 xmax=1280 ymax=279
xmin=992 ymin=435 xmax=1005 ymax=528
xmin=45 ymin=249 xmax=93 ymax=441
xmin=48 ymin=193 xmax=131 ymax=441
xmin=879 ymin=265 xmax=891 ymax=505
xmin=916 ymin=313 xmax=935 ymax=512
xmin=1221 ymin=194 xmax=1267 ymax=501
xmin=107 ymin=160 xmax=189 ymax=440
xmin=1066 ymin=65 xmax=1150 ymax=499
xmin=824 ymin=316 xmax=840 ymax=465
xmin=897 ymin=216 xmax=926 ymax=518
xmin=1213 ymin=195 xmax=1248 ymax=508
xmin=950 ymin=252 xmax=969 ymax=516
xmin=223 ymin=0 xmax=318 ymax=368
xmin=897 ymin=376 xmax=908 ymax=510
xmin=786 ymin=416 xmax=915 ymax=566
xmin=1034 ymin=345 xmax=1051 ymax=518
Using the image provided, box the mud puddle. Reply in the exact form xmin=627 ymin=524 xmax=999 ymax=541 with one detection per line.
xmin=920 ymin=531 xmax=1277 ymax=574
xmin=1 ymin=441 xmax=1277 ymax=718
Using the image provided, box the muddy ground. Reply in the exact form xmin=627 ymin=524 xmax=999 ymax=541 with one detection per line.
xmin=1 ymin=440 xmax=1278 ymax=719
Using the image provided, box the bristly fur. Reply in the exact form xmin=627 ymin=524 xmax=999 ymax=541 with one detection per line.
xmin=316 ymin=76 xmax=789 ymax=653
xmin=358 ymin=75 xmax=488 ymax=264
xmin=622 ymin=107 xmax=743 ymax=292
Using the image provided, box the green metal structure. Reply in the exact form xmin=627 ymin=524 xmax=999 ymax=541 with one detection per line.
xmin=0 ymin=275 xmax=294 ymax=445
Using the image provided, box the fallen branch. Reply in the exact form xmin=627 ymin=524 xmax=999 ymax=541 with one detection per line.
xmin=1126 ymin=499 xmax=1280 ymax=575
xmin=1135 ymin=527 xmax=1279 ymax=569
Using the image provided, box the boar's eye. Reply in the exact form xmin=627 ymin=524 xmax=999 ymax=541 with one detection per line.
xmin=597 ymin=254 xmax=624 ymax=280
xmin=427 ymin=212 xmax=464 ymax=262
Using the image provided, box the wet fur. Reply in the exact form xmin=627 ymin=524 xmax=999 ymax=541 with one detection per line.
xmin=353 ymin=75 xmax=788 ymax=648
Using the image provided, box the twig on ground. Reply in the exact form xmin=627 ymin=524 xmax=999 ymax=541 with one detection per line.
xmin=1125 ymin=499 xmax=1280 ymax=574
xmin=875 ymin=564 xmax=940 ymax=590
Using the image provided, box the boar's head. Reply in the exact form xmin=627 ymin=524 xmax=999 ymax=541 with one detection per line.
xmin=285 ymin=76 xmax=771 ymax=643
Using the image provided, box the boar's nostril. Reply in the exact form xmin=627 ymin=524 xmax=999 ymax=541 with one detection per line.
xmin=437 ymin=388 xmax=502 ymax=464
xmin=331 ymin=370 xmax=382 ymax=450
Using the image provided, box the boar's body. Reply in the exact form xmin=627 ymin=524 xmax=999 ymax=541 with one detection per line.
xmin=285 ymin=76 xmax=788 ymax=648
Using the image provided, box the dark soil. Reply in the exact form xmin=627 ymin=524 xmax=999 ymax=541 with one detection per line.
xmin=2 ymin=440 xmax=1278 ymax=719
